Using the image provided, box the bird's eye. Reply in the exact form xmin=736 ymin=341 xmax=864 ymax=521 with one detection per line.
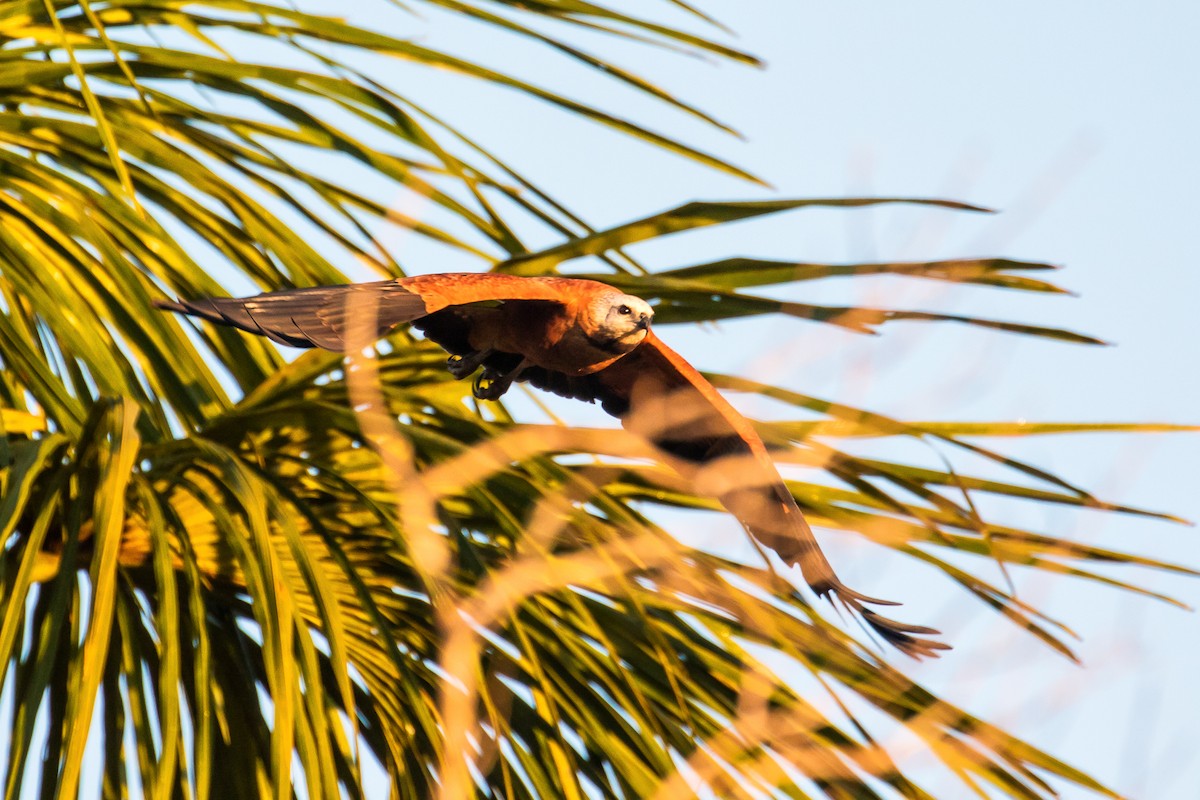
xmin=618 ymin=305 xmax=631 ymax=315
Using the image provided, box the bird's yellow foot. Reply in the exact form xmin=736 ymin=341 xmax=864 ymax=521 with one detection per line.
xmin=472 ymin=369 xmax=512 ymax=401
xmin=447 ymin=352 xmax=481 ymax=380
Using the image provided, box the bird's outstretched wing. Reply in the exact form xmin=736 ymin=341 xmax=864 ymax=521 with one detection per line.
xmin=523 ymin=331 xmax=949 ymax=659
xmin=153 ymin=273 xmax=576 ymax=351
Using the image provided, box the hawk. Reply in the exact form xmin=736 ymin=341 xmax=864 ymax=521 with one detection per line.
xmin=157 ymin=272 xmax=947 ymax=657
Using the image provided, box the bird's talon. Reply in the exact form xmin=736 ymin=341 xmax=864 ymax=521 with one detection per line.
xmin=446 ymin=353 xmax=477 ymax=380
xmin=473 ymin=369 xmax=511 ymax=401
xmin=473 ymin=372 xmax=495 ymax=400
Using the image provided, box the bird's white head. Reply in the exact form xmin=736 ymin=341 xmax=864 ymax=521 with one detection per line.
xmin=586 ymin=292 xmax=654 ymax=353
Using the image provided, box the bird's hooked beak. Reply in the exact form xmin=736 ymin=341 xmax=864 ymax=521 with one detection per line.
xmin=636 ymin=312 xmax=652 ymax=331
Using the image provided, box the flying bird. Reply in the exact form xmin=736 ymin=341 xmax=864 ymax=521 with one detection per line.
xmin=156 ymin=272 xmax=947 ymax=658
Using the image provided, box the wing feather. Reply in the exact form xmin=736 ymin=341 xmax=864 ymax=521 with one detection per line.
xmin=154 ymin=273 xmax=594 ymax=351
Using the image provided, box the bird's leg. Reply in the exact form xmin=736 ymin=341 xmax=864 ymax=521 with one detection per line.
xmin=446 ymin=348 xmax=494 ymax=380
xmin=472 ymin=359 xmax=530 ymax=401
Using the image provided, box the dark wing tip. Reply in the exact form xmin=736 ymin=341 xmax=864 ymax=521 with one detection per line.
xmin=811 ymin=579 xmax=950 ymax=658
xmin=848 ymin=601 xmax=951 ymax=660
